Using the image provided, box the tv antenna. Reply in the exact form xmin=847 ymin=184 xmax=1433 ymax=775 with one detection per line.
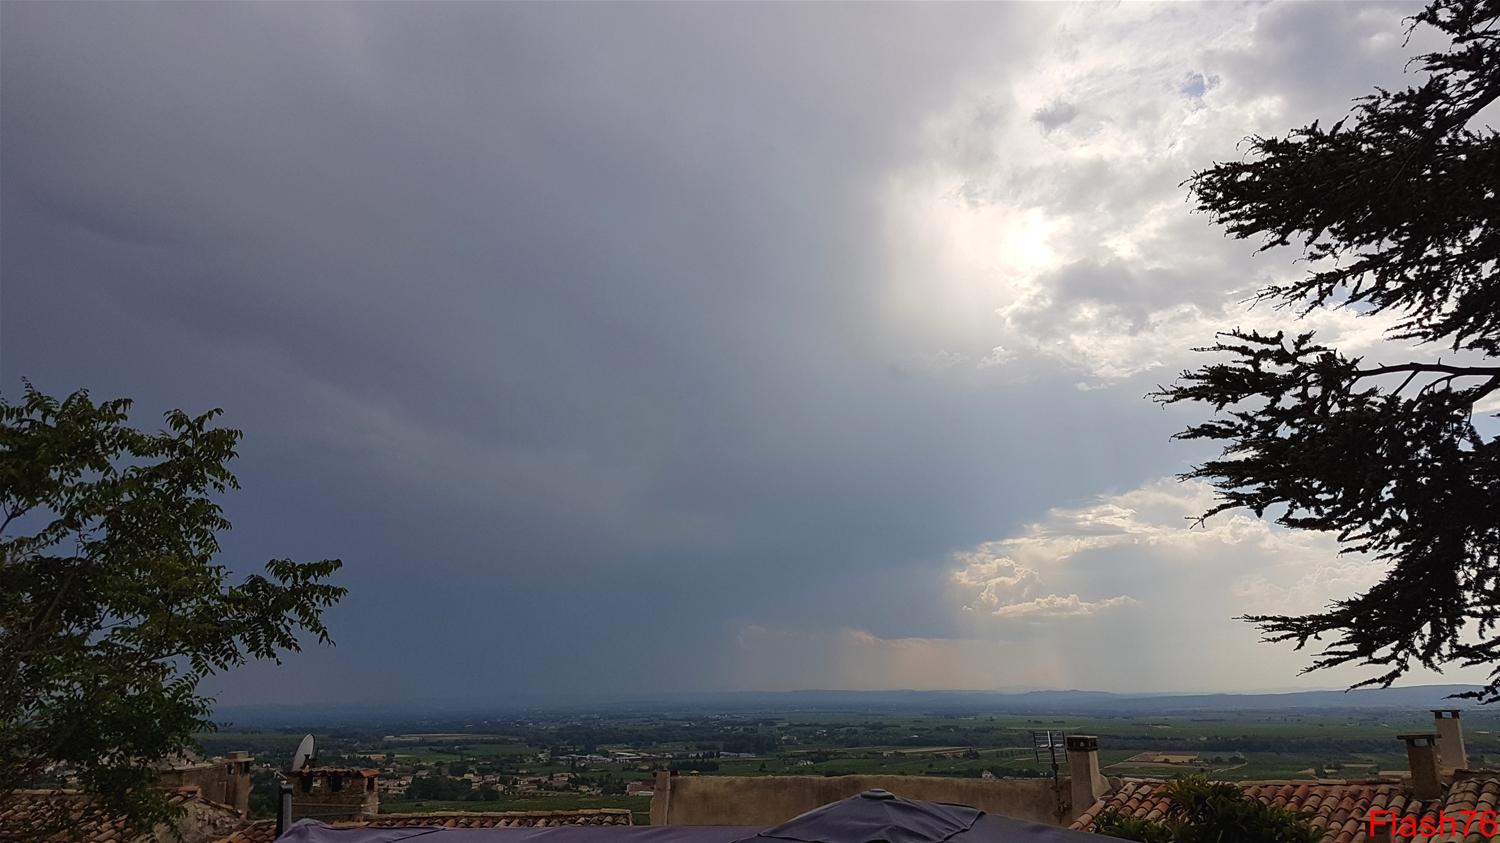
xmin=1031 ymin=730 xmax=1066 ymax=824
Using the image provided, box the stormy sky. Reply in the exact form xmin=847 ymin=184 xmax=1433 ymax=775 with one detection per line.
xmin=3 ymin=1 xmax=1483 ymax=706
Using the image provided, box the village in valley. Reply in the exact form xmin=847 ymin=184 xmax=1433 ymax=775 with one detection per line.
xmin=187 ymin=694 xmax=1500 ymax=824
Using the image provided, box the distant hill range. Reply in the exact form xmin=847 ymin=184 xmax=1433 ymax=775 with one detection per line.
xmin=660 ymin=685 xmax=1485 ymax=713
xmin=213 ymin=684 xmax=1486 ymax=727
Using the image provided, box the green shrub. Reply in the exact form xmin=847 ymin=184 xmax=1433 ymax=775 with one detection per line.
xmin=1093 ymin=775 xmax=1319 ymax=843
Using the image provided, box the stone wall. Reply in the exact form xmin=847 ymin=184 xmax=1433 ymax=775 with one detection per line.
xmin=157 ymin=753 xmax=253 ymax=816
xmin=291 ymin=771 xmax=380 ymax=822
xmin=648 ymin=773 xmax=1065 ymax=826
xmin=168 ymin=797 xmax=250 ymax=843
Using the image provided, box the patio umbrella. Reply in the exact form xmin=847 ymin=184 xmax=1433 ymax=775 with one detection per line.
xmin=732 ymin=790 xmax=1121 ymax=843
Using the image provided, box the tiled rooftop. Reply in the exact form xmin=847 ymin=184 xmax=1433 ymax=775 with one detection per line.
xmin=0 ymin=787 xmax=240 ymax=843
xmin=1432 ymin=774 xmax=1500 ymax=842
xmin=295 ymin=768 xmax=380 ymax=779
xmin=211 ymin=808 xmax=635 ymax=843
xmin=215 ymin=820 xmax=277 ymax=843
xmin=1071 ymin=777 xmax=1500 ymax=843
xmin=367 ymin=808 xmax=635 ymax=828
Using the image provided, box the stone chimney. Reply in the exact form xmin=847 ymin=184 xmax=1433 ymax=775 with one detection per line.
xmin=1432 ymin=710 xmax=1468 ymax=771
xmin=1398 ymin=734 xmax=1442 ymax=800
xmin=291 ymin=768 xmax=379 ymax=823
xmin=225 ymin=752 xmax=253 ymax=817
xmin=1066 ymin=735 xmax=1107 ymax=819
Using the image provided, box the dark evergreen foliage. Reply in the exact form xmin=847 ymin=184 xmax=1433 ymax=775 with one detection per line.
xmin=1154 ymin=0 xmax=1500 ymax=698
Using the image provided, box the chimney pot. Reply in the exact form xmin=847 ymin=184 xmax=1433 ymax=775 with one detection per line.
xmin=1398 ymin=734 xmax=1442 ymax=800
xmin=225 ymin=752 xmax=253 ymax=817
xmin=1431 ymin=710 xmax=1468 ymax=771
xmin=1066 ymin=735 xmax=1107 ymax=821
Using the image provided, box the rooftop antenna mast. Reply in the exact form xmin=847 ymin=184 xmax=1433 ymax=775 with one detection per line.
xmin=1031 ymin=729 xmax=1066 ymax=824
xmin=276 ymin=734 xmax=316 ymax=838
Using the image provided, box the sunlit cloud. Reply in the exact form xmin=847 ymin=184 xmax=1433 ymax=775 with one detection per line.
xmin=875 ymin=1 xmax=1422 ymax=382
xmin=723 ymin=624 xmax=1068 ymax=692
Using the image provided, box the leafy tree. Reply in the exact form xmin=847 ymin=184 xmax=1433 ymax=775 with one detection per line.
xmin=1153 ymin=0 xmax=1500 ymax=698
xmin=1094 ymin=776 xmax=1320 ymax=843
xmin=0 ymin=384 xmax=346 ymax=830
xmin=406 ymin=775 xmax=472 ymax=801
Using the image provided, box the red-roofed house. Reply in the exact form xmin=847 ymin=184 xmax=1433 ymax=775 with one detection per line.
xmin=1068 ymin=712 xmax=1500 ymax=843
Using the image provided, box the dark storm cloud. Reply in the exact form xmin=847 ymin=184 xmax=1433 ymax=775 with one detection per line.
xmin=2 ymin=1 xmax=1452 ymax=702
xmin=2 ymin=1 xmax=1112 ymax=702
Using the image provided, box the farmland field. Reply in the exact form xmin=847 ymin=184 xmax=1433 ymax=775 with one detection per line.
xmin=382 ymin=794 xmax=654 ymax=825
xmin=206 ymin=690 xmax=1500 ymax=820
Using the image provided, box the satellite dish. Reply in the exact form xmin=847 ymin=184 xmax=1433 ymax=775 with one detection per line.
xmin=291 ymin=734 xmax=316 ymax=772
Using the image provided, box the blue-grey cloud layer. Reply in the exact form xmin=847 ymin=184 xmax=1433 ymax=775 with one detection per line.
xmin=3 ymin=1 xmax=1463 ymax=704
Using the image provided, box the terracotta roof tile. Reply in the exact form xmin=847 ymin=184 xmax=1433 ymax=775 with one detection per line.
xmin=215 ymin=820 xmax=278 ymax=843
xmin=1 ymin=788 xmax=243 ymax=843
xmin=1070 ymin=779 xmax=1449 ymax=843
xmin=296 ymin=768 xmax=379 ymax=778
xmin=209 ymin=808 xmax=634 ymax=843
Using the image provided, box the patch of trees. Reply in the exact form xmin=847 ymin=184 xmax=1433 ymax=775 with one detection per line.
xmin=723 ymin=734 xmax=778 ymax=754
xmin=469 ymin=785 xmax=500 ymax=801
xmin=406 ymin=775 xmax=473 ymax=801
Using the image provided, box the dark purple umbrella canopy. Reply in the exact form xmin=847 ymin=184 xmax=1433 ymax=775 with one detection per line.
xmin=275 ymin=791 xmax=1120 ymax=843
xmin=738 ymin=789 xmax=982 ymax=843
xmin=732 ymin=791 xmax=1116 ymax=843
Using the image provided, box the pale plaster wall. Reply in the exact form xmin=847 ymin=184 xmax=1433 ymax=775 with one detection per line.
xmin=648 ymin=774 xmax=1065 ymax=826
